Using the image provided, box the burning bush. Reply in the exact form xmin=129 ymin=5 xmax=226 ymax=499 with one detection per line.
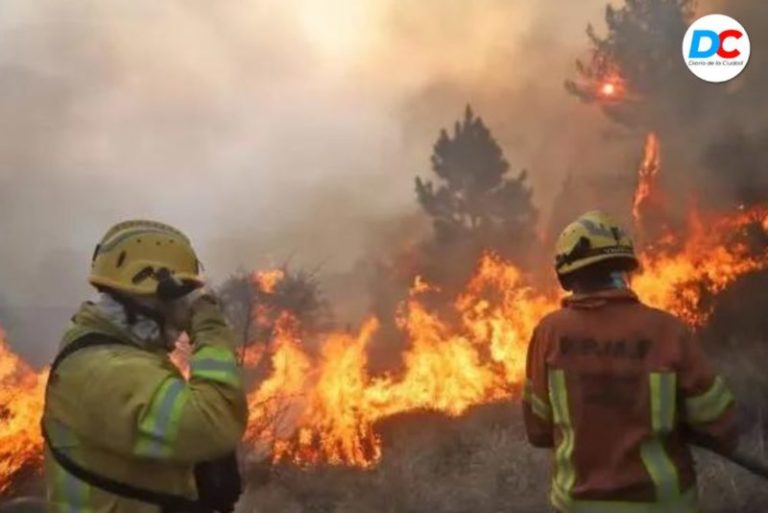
xmin=0 ymin=330 xmax=46 ymax=496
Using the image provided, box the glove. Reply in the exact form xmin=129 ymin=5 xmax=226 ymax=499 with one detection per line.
xmin=165 ymin=289 xmax=218 ymax=338
xmin=194 ymin=452 xmax=243 ymax=513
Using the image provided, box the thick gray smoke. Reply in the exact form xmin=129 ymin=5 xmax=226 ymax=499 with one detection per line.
xmin=3 ymin=0 xmax=709 ymax=364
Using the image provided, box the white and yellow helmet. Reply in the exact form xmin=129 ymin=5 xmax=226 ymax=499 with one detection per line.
xmin=89 ymin=220 xmax=204 ymax=298
xmin=555 ymin=210 xmax=638 ymax=277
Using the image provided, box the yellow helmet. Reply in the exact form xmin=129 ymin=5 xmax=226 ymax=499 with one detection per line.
xmin=554 ymin=210 xmax=638 ymax=276
xmin=89 ymin=220 xmax=204 ymax=298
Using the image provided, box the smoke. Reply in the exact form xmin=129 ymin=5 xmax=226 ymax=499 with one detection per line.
xmin=0 ymin=0 xmax=647 ymax=364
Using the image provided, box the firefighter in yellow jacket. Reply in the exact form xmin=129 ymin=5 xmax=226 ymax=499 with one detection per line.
xmin=42 ymin=220 xmax=248 ymax=513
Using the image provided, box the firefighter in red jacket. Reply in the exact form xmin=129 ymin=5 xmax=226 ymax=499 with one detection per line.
xmin=523 ymin=211 xmax=737 ymax=513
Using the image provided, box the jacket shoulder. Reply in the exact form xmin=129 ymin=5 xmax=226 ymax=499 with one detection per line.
xmin=633 ymin=301 xmax=690 ymax=336
xmin=53 ymin=343 xmax=180 ymax=399
xmin=534 ymin=298 xmax=689 ymax=337
xmin=532 ymin=308 xmax=571 ymax=337
xmin=80 ymin=344 xmax=175 ymax=373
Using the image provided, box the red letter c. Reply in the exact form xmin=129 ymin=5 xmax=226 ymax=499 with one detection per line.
xmin=718 ymin=29 xmax=743 ymax=59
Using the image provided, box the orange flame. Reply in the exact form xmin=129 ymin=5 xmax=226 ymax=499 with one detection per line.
xmin=244 ymin=254 xmax=558 ymax=467
xmin=253 ymin=270 xmax=285 ymax=294
xmin=633 ymin=205 xmax=768 ymax=325
xmin=596 ymin=72 xmax=625 ymax=101
xmin=633 ymin=132 xmax=661 ymax=224
xmin=0 ymin=329 xmax=47 ymax=494
xmin=247 ymin=216 xmax=768 ymax=467
xmin=628 ymin=131 xmax=768 ymax=325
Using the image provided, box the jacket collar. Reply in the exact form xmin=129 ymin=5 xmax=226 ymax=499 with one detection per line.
xmin=67 ymin=299 xmax=166 ymax=352
xmin=562 ymin=288 xmax=639 ymax=309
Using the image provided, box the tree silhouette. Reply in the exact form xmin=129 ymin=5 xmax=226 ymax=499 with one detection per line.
xmin=218 ymin=265 xmax=332 ymax=350
xmin=565 ymin=0 xmax=697 ymax=128
xmin=218 ymin=269 xmax=258 ymax=348
xmin=415 ymin=105 xmax=537 ymax=265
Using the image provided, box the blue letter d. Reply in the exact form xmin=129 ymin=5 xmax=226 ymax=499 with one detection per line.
xmin=689 ymin=30 xmax=719 ymax=58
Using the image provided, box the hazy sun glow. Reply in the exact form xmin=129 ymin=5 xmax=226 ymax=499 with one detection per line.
xmin=296 ymin=0 xmax=381 ymax=65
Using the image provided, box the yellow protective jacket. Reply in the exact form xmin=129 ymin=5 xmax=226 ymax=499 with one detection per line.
xmin=43 ymin=301 xmax=248 ymax=513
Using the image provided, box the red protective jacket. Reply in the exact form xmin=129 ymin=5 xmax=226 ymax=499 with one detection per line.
xmin=523 ymin=289 xmax=736 ymax=513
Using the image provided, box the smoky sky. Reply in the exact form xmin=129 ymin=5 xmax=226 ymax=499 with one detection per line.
xmin=12 ymin=0 xmax=742 ymax=363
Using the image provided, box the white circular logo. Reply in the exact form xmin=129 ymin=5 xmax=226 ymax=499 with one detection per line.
xmin=682 ymin=14 xmax=750 ymax=83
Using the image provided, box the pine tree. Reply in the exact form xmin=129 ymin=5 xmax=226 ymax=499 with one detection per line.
xmin=415 ymin=106 xmax=537 ymax=264
xmin=565 ymin=0 xmax=696 ymax=127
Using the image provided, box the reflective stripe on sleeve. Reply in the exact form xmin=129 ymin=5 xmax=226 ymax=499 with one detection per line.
xmin=685 ymin=376 xmax=734 ymax=425
xmin=523 ymin=379 xmax=552 ymax=421
xmin=641 ymin=372 xmax=681 ymax=504
xmin=190 ymin=346 xmax=241 ymax=388
xmin=548 ymin=369 xmax=576 ymax=496
xmin=135 ymin=378 xmax=188 ymax=458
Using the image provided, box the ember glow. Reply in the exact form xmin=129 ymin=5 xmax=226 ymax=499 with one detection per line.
xmin=596 ymin=75 xmax=625 ymax=101
xmin=1 ymin=134 xmax=767 ymax=488
xmin=600 ymin=82 xmax=616 ymax=96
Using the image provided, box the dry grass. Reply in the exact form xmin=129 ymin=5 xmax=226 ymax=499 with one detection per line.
xmin=239 ymin=403 xmax=550 ymax=513
xmin=239 ymin=394 xmax=768 ymax=513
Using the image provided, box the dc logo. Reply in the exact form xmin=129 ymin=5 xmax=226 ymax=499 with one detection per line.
xmin=682 ymin=14 xmax=750 ymax=83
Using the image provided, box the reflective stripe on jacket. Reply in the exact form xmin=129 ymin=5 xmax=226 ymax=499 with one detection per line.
xmin=43 ymin=301 xmax=248 ymax=513
xmin=522 ymin=289 xmax=736 ymax=513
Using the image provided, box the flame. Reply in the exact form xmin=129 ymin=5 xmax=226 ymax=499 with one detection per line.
xmin=628 ymin=131 xmax=768 ymax=325
xmin=253 ymin=270 xmax=285 ymax=294
xmin=244 ymin=254 xmax=558 ymax=467
xmin=632 ymin=132 xmax=661 ymax=224
xmin=633 ymin=205 xmax=768 ymax=325
xmin=596 ymin=73 xmax=625 ymax=101
xmin=248 ymin=215 xmax=767 ymax=467
xmin=0 ymin=329 xmax=47 ymax=494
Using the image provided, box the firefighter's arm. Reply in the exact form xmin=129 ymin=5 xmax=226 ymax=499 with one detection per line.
xmin=677 ymin=329 xmax=738 ymax=454
xmin=74 ymin=301 xmax=248 ymax=463
xmin=522 ymin=326 xmax=554 ymax=448
xmin=169 ymin=298 xmax=249 ymax=461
